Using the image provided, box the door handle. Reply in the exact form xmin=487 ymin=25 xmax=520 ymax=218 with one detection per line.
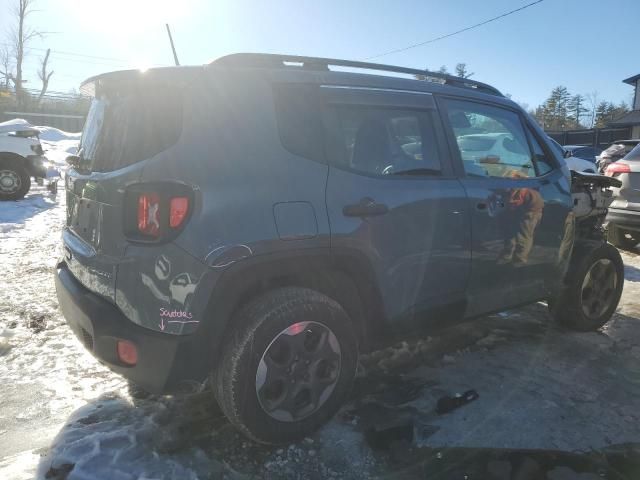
xmin=343 ymin=197 xmax=389 ymax=217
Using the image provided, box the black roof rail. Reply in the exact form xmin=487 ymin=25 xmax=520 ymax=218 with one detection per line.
xmin=212 ymin=53 xmax=503 ymax=97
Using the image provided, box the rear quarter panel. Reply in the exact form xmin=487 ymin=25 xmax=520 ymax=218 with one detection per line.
xmin=115 ymin=70 xmax=331 ymax=335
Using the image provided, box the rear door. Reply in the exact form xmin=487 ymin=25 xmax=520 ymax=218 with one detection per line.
xmin=64 ymin=82 xmax=184 ymax=300
xmin=438 ymin=97 xmax=573 ymax=315
xmin=323 ymin=86 xmax=471 ymax=326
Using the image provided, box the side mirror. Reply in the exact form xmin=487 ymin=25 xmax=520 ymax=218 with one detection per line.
xmin=563 ymin=150 xmax=572 ymax=158
xmin=66 ymin=155 xmax=80 ymax=167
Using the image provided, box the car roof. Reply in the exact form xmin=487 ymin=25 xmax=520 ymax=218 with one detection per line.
xmin=80 ymin=53 xmax=512 ymax=108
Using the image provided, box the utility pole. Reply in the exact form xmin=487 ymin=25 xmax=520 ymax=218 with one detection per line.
xmin=165 ymin=24 xmax=180 ymax=66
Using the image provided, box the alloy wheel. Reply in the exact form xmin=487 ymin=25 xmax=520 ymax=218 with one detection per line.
xmin=581 ymin=258 xmax=618 ymax=320
xmin=0 ymin=169 xmax=21 ymax=194
xmin=255 ymin=321 xmax=342 ymax=422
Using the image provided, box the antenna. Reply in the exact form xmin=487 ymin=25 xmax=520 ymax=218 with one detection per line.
xmin=165 ymin=24 xmax=180 ymax=66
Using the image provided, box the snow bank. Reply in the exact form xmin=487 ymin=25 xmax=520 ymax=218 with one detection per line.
xmin=37 ymin=126 xmax=81 ymax=142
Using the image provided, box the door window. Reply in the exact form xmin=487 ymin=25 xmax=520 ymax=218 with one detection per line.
xmin=326 ymin=106 xmax=442 ymax=176
xmin=526 ymin=128 xmax=555 ymax=175
xmin=444 ymin=99 xmax=546 ymax=179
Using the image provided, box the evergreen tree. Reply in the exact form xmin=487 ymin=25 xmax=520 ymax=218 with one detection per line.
xmin=455 ymin=63 xmax=474 ymax=79
xmin=567 ymin=94 xmax=587 ymax=128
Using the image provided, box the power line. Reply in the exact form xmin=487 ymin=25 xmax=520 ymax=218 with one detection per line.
xmin=365 ymin=0 xmax=544 ymax=60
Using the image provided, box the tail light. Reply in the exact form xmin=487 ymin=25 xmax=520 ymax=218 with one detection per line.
xmin=125 ymin=183 xmax=193 ymax=243
xmin=169 ymin=196 xmax=189 ymax=228
xmin=605 ymin=162 xmax=630 ymax=177
xmin=138 ymin=193 xmax=161 ymax=237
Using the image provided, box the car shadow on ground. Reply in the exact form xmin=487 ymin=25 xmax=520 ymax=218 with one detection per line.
xmin=0 ymin=187 xmax=59 ymax=230
xmin=37 ymin=306 xmax=640 ymax=479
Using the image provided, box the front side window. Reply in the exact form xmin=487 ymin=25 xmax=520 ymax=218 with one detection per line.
xmin=444 ymin=99 xmax=539 ymax=179
xmin=326 ymin=106 xmax=441 ymax=176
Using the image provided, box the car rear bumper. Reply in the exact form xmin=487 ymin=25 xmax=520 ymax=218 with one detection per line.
xmin=55 ymin=262 xmax=210 ymax=393
xmin=607 ymin=207 xmax=640 ymax=232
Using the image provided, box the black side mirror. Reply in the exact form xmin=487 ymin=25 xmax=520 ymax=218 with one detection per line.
xmin=563 ymin=150 xmax=572 ymax=158
xmin=66 ymin=155 xmax=81 ymax=167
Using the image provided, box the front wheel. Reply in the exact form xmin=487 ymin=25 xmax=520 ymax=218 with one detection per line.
xmin=549 ymin=243 xmax=624 ymax=331
xmin=0 ymin=159 xmax=30 ymax=200
xmin=607 ymin=224 xmax=639 ymax=250
xmin=213 ymin=287 xmax=358 ymax=444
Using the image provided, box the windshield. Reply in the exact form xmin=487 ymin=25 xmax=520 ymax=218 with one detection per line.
xmin=78 ymin=84 xmax=183 ymax=172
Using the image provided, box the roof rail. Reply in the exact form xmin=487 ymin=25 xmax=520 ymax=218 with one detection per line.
xmin=212 ymin=53 xmax=503 ymax=97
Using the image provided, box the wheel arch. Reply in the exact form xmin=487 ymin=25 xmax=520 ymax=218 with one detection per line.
xmin=0 ymin=151 xmax=27 ymax=163
xmin=203 ymin=249 xmax=386 ymax=367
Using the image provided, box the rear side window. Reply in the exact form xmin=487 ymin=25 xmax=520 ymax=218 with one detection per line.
xmin=273 ymin=84 xmax=325 ymax=162
xmin=444 ymin=99 xmax=546 ymax=178
xmin=326 ymin=106 xmax=442 ymax=176
xmin=81 ymin=85 xmax=183 ymax=172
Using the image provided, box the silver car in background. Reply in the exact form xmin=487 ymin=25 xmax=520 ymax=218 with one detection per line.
xmin=606 ymin=143 xmax=640 ymax=249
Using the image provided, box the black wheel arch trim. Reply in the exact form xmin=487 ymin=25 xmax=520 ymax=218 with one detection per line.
xmin=202 ymin=247 xmax=387 ymax=370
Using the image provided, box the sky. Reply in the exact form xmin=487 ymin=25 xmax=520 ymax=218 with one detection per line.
xmin=0 ymin=0 xmax=638 ymax=109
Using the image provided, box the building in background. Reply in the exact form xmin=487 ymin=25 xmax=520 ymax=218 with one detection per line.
xmin=609 ymin=74 xmax=640 ymax=138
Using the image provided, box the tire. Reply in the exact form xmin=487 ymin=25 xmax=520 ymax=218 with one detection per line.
xmin=0 ymin=158 xmax=30 ymax=201
xmin=213 ymin=287 xmax=358 ymax=444
xmin=549 ymin=243 xmax=624 ymax=332
xmin=607 ymin=224 xmax=639 ymax=250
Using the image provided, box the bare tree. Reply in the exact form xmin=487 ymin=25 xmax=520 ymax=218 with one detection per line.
xmin=0 ymin=45 xmax=13 ymax=89
xmin=36 ymin=48 xmax=53 ymax=104
xmin=5 ymin=0 xmax=42 ymax=107
xmin=585 ymin=91 xmax=599 ymax=129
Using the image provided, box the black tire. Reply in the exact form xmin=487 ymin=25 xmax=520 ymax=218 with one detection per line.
xmin=0 ymin=158 xmax=30 ymax=201
xmin=608 ymin=224 xmax=639 ymax=250
xmin=549 ymin=243 xmax=624 ymax=332
xmin=213 ymin=287 xmax=358 ymax=444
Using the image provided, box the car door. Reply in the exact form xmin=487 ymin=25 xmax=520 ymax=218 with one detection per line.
xmin=323 ymin=86 xmax=471 ymax=327
xmin=437 ymin=96 xmax=573 ymax=316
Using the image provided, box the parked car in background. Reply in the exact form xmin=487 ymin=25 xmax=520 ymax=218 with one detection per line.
xmin=547 ymin=137 xmax=597 ymax=172
xmin=0 ymin=119 xmax=60 ymax=200
xmin=605 ymin=143 xmax=640 ymax=249
xmin=563 ymin=145 xmax=602 ymax=163
xmin=597 ymin=139 xmax=640 ymax=173
xmin=56 ymin=54 xmax=624 ymax=444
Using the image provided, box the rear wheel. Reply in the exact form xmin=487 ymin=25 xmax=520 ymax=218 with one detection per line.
xmin=0 ymin=159 xmax=30 ymax=201
xmin=608 ymin=224 xmax=639 ymax=250
xmin=213 ymin=287 xmax=358 ymax=444
xmin=549 ymin=243 xmax=624 ymax=331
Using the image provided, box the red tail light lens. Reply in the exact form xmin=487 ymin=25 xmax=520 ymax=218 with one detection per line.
xmin=138 ymin=192 xmax=161 ymax=237
xmin=605 ymin=163 xmax=630 ymax=177
xmin=116 ymin=340 xmax=138 ymax=366
xmin=169 ymin=196 xmax=189 ymax=228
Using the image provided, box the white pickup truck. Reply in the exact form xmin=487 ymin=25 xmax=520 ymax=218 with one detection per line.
xmin=0 ymin=119 xmax=60 ymax=200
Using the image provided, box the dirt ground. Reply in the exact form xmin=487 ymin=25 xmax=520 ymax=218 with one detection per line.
xmin=1 ymin=185 xmax=640 ymax=480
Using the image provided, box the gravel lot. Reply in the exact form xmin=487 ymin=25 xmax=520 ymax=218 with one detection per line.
xmin=1 ymin=146 xmax=640 ymax=479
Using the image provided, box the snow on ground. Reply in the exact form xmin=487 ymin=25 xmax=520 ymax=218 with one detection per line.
xmin=1 ymin=136 xmax=640 ymax=479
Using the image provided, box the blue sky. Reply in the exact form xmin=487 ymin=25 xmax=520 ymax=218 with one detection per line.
xmin=1 ymin=0 xmax=638 ymax=109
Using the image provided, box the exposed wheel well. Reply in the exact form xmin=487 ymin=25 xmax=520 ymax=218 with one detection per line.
xmin=205 ymin=251 xmax=386 ymax=365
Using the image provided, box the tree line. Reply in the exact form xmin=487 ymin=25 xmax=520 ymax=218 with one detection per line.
xmin=530 ymin=86 xmax=630 ymax=131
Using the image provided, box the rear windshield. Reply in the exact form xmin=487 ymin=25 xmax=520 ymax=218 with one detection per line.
xmin=79 ymin=84 xmax=183 ymax=172
xmin=623 ymin=144 xmax=640 ymax=161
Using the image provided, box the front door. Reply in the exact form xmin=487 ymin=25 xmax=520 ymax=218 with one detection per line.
xmin=438 ymin=97 xmax=573 ymax=315
xmin=323 ymin=86 xmax=471 ymax=326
